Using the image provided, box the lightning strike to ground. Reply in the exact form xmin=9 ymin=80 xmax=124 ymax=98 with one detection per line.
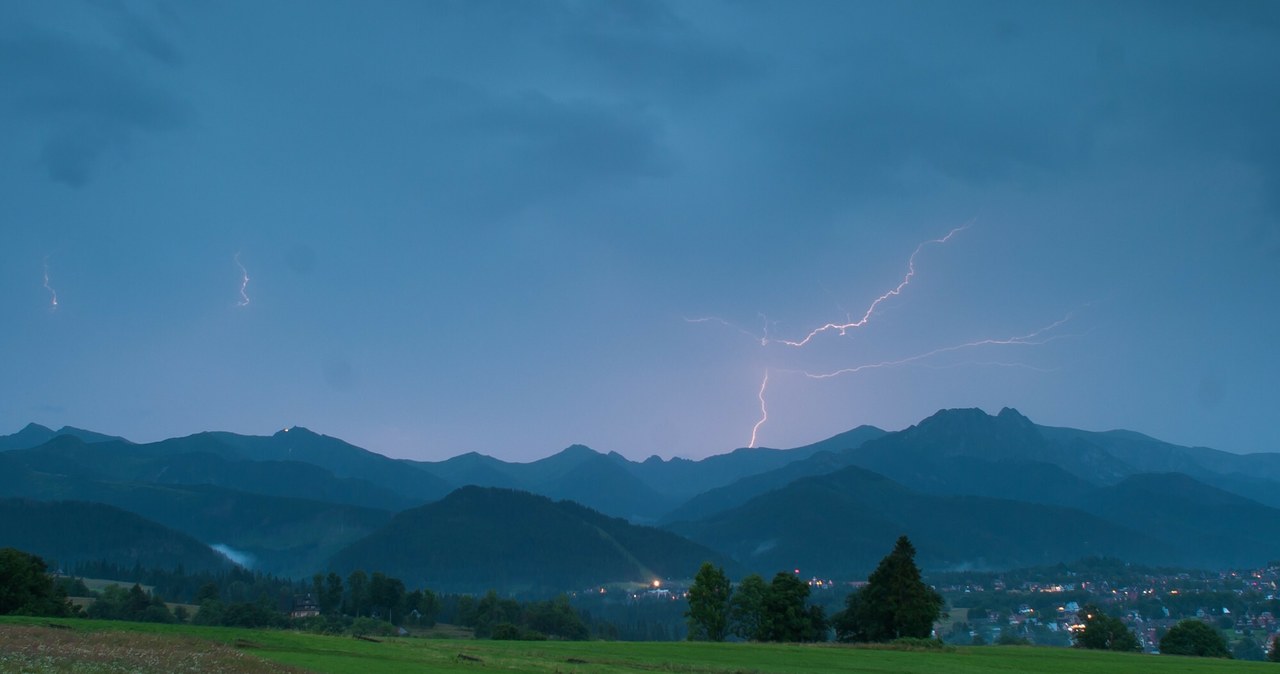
xmin=234 ymin=253 xmax=251 ymax=307
xmin=42 ymin=257 xmax=58 ymax=310
xmin=749 ymin=370 xmax=770 ymax=448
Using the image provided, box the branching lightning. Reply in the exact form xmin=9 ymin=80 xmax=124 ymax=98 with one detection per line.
xmin=689 ymin=221 xmax=1082 ymax=448
xmin=776 ymin=224 xmax=968 ymax=347
xmin=234 ymin=252 xmax=251 ymax=307
xmin=686 ymin=224 xmax=968 ymax=349
xmin=42 ymin=257 xmax=58 ymax=310
xmin=796 ymin=315 xmax=1075 ymax=380
xmin=749 ymin=370 xmax=770 ymax=448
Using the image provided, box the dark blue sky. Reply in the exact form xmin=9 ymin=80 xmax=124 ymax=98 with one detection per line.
xmin=3 ymin=1 xmax=1277 ymax=461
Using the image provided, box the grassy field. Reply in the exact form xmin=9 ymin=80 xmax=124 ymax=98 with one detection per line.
xmin=1 ymin=616 xmax=1275 ymax=674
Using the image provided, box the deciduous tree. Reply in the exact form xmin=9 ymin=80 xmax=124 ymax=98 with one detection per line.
xmin=1074 ymin=604 xmax=1140 ymax=652
xmin=686 ymin=562 xmax=732 ymax=641
xmin=760 ymin=572 xmax=826 ymax=642
xmin=728 ymin=573 xmax=767 ymax=640
xmin=0 ymin=548 xmax=71 ymax=617
xmin=1160 ymin=619 xmax=1230 ymax=658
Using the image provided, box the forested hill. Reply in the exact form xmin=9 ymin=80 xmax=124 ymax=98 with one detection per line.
xmin=328 ymin=486 xmax=736 ymax=594
xmin=0 ymin=499 xmax=231 ymax=572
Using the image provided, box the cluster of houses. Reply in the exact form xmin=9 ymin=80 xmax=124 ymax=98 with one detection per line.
xmin=939 ymin=562 xmax=1280 ymax=654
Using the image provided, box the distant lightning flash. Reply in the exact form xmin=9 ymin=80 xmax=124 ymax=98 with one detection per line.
xmin=234 ymin=253 xmax=251 ymax=307
xmin=777 ymin=224 xmax=969 ymax=347
xmin=798 ymin=315 xmax=1075 ymax=380
xmin=749 ymin=370 xmax=770 ymax=448
xmin=42 ymin=257 xmax=58 ymax=310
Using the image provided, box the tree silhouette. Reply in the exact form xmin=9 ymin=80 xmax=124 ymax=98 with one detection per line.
xmin=833 ymin=536 xmax=942 ymax=642
xmin=686 ymin=562 xmax=731 ymax=641
xmin=760 ymin=572 xmax=825 ymax=642
xmin=1160 ymin=619 xmax=1230 ymax=658
xmin=728 ymin=573 xmax=767 ymax=640
xmin=0 ymin=548 xmax=71 ymax=617
xmin=1074 ymin=604 xmax=1140 ymax=652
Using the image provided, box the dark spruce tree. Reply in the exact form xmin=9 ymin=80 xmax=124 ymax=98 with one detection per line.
xmin=1073 ymin=604 xmax=1140 ymax=652
xmin=1159 ymin=619 xmax=1230 ymax=658
xmin=832 ymin=536 xmax=943 ymax=643
xmin=1269 ymin=636 xmax=1280 ymax=662
xmin=686 ymin=562 xmax=732 ymax=641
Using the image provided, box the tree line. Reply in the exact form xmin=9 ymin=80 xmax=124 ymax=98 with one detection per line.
xmin=0 ymin=546 xmax=602 ymax=642
xmin=686 ymin=536 xmax=944 ymax=644
xmin=687 ymin=536 xmax=1280 ymax=662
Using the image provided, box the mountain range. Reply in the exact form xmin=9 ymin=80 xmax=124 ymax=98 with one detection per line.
xmin=2 ymin=409 xmax=1278 ymax=592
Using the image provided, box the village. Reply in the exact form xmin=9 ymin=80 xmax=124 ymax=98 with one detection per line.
xmin=606 ymin=558 xmax=1280 ymax=656
xmin=935 ymin=560 xmax=1280 ymax=656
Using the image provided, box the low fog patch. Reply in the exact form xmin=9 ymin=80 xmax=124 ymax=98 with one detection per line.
xmin=211 ymin=543 xmax=255 ymax=569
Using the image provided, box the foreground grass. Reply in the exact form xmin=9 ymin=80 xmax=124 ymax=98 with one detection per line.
xmin=2 ymin=617 xmax=1275 ymax=674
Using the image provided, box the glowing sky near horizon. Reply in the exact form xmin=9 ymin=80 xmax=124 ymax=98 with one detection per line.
xmin=2 ymin=1 xmax=1278 ymax=461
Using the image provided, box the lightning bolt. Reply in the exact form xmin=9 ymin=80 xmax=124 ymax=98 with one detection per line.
xmin=776 ymin=224 xmax=969 ymax=347
xmin=234 ymin=252 xmax=251 ymax=307
xmin=798 ymin=315 xmax=1074 ymax=379
xmin=749 ymin=370 xmax=769 ymax=448
xmin=685 ymin=224 xmax=969 ymax=349
xmin=689 ymin=221 xmax=1077 ymax=450
xmin=42 ymin=257 xmax=58 ymax=310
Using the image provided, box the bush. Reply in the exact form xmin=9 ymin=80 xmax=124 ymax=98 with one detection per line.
xmin=850 ymin=636 xmax=954 ymax=652
xmin=889 ymin=637 xmax=951 ymax=651
xmin=1160 ymin=620 xmax=1230 ymax=658
xmin=350 ymin=616 xmax=396 ymax=638
xmin=490 ymin=622 xmax=547 ymax=641
xmin=996 ymin=632 xmax=1031 ymax=646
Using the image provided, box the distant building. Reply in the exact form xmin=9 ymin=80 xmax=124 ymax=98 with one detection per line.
xmin=291 ymin=594 xmax=320 ymax=619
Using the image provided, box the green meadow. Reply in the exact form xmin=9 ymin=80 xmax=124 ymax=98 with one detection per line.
xmin=1 ymin=617 xmax=1274 ymax=674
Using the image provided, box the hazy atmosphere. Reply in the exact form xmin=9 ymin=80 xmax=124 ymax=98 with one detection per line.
xmin=3 ymin=1 xmax=1277 ymax=461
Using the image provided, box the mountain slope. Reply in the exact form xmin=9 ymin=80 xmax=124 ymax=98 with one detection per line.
xmin=662 ymin=450 xmax=851 ymax=523
xmin=0 ymin=499 xmax=230 ymax=572
xmin=848 ymin=408 xmax=1133 ymax=488
xmin=5 ymin=436 xmax=409 ymax=511
xmin=627 ymin=425 xmax=887 ymax=501
xmin=170 ymin=428 xmax=454 ymax=505
xmin=1079 ymin=473 xmax=1280 ymax=568
xmin=410 ymin=445 xmax=678 ymax=521
xmin=669 ymin=465 xmax=1171 ymax=577
xmin=0 ymin=449 xmax=392 ymax=577
xmin=406 ymin=426 xmax=886 ymax=520
xmin=0 ymin=423 xmax=58 ymax=451
xmin=329 ymin=486 xmax=734 ymax=594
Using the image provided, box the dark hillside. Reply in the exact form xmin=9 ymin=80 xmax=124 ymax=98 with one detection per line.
xmin=0 ymin=499 xmax=230 ymax=572
xmin=330 ymin=486 xmax=734 ymax=594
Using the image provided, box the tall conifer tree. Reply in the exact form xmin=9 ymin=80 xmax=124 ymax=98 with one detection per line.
xmin=833 ymin=535 xmax=943 ymax=642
